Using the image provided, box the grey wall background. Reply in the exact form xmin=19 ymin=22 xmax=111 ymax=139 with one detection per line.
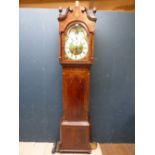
xmin=19 ymin=9 xmax=135 ymax=143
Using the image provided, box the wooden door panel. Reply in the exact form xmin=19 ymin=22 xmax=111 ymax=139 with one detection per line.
xmin=62 ymin=67 xmax=90 ymax=121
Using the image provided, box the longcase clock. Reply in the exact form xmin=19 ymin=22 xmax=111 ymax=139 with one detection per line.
xmin=57 ymin=1 xmax=97 ymax=153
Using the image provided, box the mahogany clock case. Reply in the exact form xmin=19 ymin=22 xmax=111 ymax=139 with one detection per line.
xmin=19 ymin=9 xmax=135 ymax=143
xmin=58 ymin=4 xmax=97 ymax=153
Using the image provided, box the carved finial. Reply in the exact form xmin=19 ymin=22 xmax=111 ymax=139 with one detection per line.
xmin=59 ymin=7 xmax=63 ymax=14
xmin=75 ymin=0 xmax=79 ymax=7
xmin=81 ymin=6 xmax=86 ymax=13
xmin=69 ymin=6 xmax=73 ymax=12
xmin=93 ymin=7 xmax=97 ymax=14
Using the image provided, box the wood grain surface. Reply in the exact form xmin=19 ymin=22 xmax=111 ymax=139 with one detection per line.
xmin=100 ymin=143 xmax=135 ymax=155
xmin=19 ymin=0 xmax=135 ymax=11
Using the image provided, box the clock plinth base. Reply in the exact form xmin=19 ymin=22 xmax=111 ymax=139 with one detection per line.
xmin=59 ymin=120 xmax=91 ymax=153
xmin=59 ymin=148 xmax=91 ymax=154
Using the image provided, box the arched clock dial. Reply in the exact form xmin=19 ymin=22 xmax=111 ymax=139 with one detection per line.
xmin=65 ymin=23 xmax=89 ymax=60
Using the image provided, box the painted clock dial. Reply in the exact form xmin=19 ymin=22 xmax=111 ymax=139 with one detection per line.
xmin=65 ymin=23 xmax=88 ymax=60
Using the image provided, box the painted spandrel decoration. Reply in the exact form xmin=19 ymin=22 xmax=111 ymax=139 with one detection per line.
xmin=57 ymin=1 xmax=97 ymax=153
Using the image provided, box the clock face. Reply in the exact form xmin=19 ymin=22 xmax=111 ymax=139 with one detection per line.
xmin=65 ymin=23 xmax=89 ymax=60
